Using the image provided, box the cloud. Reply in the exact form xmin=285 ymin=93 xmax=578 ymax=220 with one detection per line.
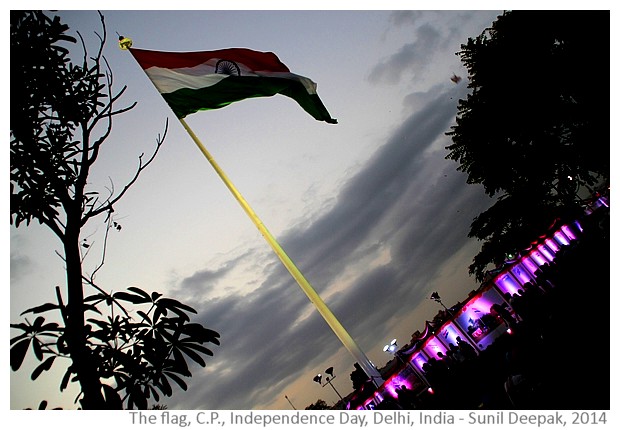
xmin=369 ymin=23 xmax=442 ymax=85
xmin=10 ymin=251 xmax=31 ymax=283
xmin=164 ymin=82 xmax=491 ymax=410
xmin=389 ymin=10 xmax=424 ymax=27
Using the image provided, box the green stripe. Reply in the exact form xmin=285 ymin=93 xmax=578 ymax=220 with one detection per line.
xmin=162 ymin=76 xmax=336 ymax=123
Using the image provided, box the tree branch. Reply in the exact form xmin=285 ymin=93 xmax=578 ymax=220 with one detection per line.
xmin=82 ymin=119 xmax=168 ymax=224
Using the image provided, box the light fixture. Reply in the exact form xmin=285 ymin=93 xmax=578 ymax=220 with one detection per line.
xmin=312 ymin=366 xmax=343 ymax=401
xmin=383 ymin=338 xmax=398 ymax=354
xmin=429 ymin=291 xmax=453 ymax=316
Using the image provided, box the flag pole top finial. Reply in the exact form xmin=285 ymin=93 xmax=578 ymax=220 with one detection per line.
xmin=118 ymin=36 xmax=133 ymax=50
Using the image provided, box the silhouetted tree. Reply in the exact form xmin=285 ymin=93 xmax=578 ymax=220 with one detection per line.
xmin=446 ymin=10 xmax=610 ymax=281
xmin=305 ymin=399 xmax=330 ymax=410
xmin=10 ymin=11 xmax=220 ymax=409
xmin=350 ymin=362 xmax=369 ymax=391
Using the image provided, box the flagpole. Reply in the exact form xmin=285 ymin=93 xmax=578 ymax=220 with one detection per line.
xmin=178 ymin=117 xmax=383 ymax=387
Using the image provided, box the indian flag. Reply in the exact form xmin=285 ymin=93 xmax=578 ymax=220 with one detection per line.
xmin=129 ymin=47 xmax=337 ymax=123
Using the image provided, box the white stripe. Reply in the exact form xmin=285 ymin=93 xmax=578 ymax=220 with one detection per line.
xmin=145 ymin=66 xmax=228 ymax=94
xmin=145 ymin=61 xmax=318 ymax=95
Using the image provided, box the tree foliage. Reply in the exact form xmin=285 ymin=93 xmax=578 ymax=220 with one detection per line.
xmin=305 ymin=399 xmax=330 ymax=410
xmin=445 ymin=10 xmax=609 ymax=280
xmin=11 ymin=285 xmax=220 ymax=410
xmin=10 ymin=10 xmax=220 ymax=409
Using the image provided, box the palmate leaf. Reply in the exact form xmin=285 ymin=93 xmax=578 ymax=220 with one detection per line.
xmin=175 ymin=344 xmax=206 ymax=367
xmin=113 ymin=291 xmax=151 ymax=304
xmin=156 ymin=298 xmax=197 ymax=314
xmin=60 ymin=367 xmax=73 ymax=392
xmin=32 ymin=338 xmax=44 ymax=361
xmin=164 ymin=370 xmax=188 ymax=391
xmin=31 ymin=356 xmax=56 ymax=380
xmin=20 ymin=302 xmax=59 ymax=315
xmin=127 ymin=286 xmax=152 ymax=300
xmin=11 ymin=338 xmax=31 ymax=371
xmin=180 ymin=323 xmax=221 ymax=344
xmin=171 ymin=348 xmax=190 ymax=377
xmin=179 ymin=341 xmax=214 ymax=357
xmin=156 ymin=373 xmax=173 ymax=397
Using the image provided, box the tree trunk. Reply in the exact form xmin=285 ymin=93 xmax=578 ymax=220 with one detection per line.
xmin=63 ymin=220 xmax=107 ymax=409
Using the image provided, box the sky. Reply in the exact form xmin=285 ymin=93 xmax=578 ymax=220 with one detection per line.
xmin=7 ymin=3 xmax=615 ymax=413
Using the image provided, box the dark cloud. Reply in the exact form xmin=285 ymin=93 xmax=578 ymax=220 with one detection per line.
xmin=172 ymin=248 xmax=257 ymax=299
xmin=165 ymin=82 xmax=491 ymax=410
xmin=389 ymin=10 xmax=424 ymax=27
xmin=279 ymin=84 xmax=470 ymax=287
xmin=369 ymin=23 xmax=441 ymax=85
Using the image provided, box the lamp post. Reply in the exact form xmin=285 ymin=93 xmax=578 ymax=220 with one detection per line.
xmin=430 ymin=291 xmax=453 ymax=316
xmin=313 ymin=367 xmax=343 ymax=401
xmin=284 ymin=395 xmax=296 ymax=410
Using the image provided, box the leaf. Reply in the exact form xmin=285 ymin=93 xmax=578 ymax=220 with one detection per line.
xmin=171 ymin=348 xmax=190 ymax=376
xmin=177 ymin=344 xmax=206 ymax=367
xmin=137 ymin=310 xmax=152 ymax=325
xmin=148 ymin=385 xmax=160 ymax=402
xmin=39 ymin=322 xmax=61 ymax=332
xmin=60 ymin=367 xmax=72 ymax=392
xmin=31 ymin=356 xmax=56 ymax=380
xmin=152 ymin=305 xmax=167 ymax=325
xmin=156 ymin=298 xmax=197 ymax=315
xmin=10 ymin=331 xmax=29 ymax=346
xmin=157 ymin=374 xmax=172 ymax=397
xmin=113 ymin=291 xmax=150 ymax=304
xmin=181 ymin=341 xmax=214 ymax=357
xmin=20 ymin=302 xmax=59 ymax=315
xmin=127 ymin=286 xmax=151 ymax=300
xmin=32 ymin=338 xmax=44 ymax=361
xmin=165 ymin=371 xmax=188 ymax=391
xmin=32 ymin=316 xmax=46 ymax=329
xmin=11 ymin=338 xmax=31 ymax=371
xmin=84 ymin=293 xmax=108 ymax=303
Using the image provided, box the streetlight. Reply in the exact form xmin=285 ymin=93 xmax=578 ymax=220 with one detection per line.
xmin=284 ymin=395 xmax=296 ymax=410
xmin=384 ymin=338 xmax=417 ymax=373
xmin=430 ymin=291 xmax=453 ymax=316
xmin=313 ymin=366 xmax=343 ymax=401
xmin=383 ymin=338 xmax=398 ymax=354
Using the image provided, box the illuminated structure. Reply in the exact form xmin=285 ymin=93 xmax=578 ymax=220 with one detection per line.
xmin=347 ymin=193 xmax=608 ymax=410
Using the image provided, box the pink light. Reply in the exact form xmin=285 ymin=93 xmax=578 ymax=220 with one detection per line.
xmin=529 ymin=249 xmax=549 ymax=266
xmin=412 ymin=352 xmax=429 ymax=372
xmin=494 ymin=271 xmax=522 ymax=295
xmin=428 ymin=387 xmax=434 ymax=395
xmin=520 ymin=255 xmax=540 ymax=276
xmin=510 ymin=263 xmax=534 ymax=285
xmin=561 ymin=224 xmax=578 ymax=241
xmin=385 ymin=375 xmax=412 ymax=398
xmin=454 ymin=288 xmax=511 ymax=350
xmin=537 ymin=243 xmax=555 ymax=261
xmin=545 ymin=237 xmax=560 ymax=252
xmin=438 ymin=321 xmax=465 ymax=347
xmin=553 ymin=230 xmax=570 ymax=246
xmin=423 ymin=336 xmax=448 ymax=360
xmin=507 ymin=328 xmax=513 ymax=335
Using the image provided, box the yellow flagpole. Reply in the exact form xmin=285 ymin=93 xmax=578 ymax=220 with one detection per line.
xmin=118 ymin=37 xmax=382 ymax=387
xmin=178 ymin=118 xmax=383 ymax=387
